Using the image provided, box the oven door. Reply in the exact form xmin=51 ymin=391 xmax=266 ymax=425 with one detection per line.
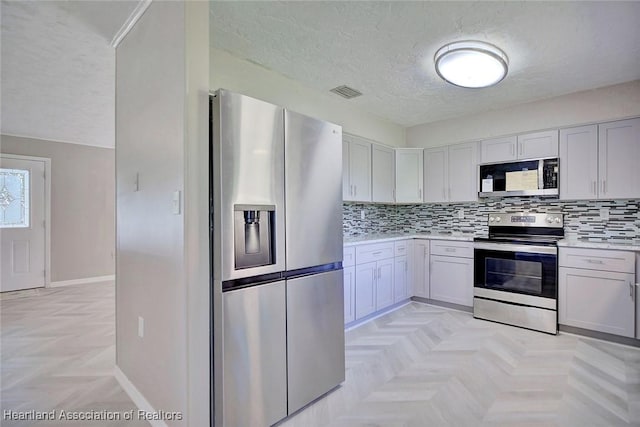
xmin=474 ymin=242 xmax=557 ymax=299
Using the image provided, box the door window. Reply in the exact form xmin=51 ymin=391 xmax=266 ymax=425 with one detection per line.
xmin=0 ymin=168 xmax=30 ymax=228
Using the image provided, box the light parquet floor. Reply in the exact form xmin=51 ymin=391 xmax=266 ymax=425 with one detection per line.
xmin=2 ymin=283 xmax=640 ymax=427
xmin=1 ymin=282 xmax=148 ymax=427
xmin=281 ymin=303 xmax=640 ymax=427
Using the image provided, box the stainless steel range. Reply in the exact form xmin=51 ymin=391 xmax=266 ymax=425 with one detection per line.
xmin=473 ymin=213 xmax=564 ymax=334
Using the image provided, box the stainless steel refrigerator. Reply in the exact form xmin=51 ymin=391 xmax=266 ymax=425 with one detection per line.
xmin=210 ymin=89 xmax=345 ymax=427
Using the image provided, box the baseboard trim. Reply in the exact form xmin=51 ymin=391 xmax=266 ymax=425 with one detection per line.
xmin=114 ymin=366 xmax=169 ymax=427
xmin=49 ymin=275 xmax=115 ymax=288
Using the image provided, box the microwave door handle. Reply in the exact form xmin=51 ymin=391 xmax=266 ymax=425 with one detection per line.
xmin=538 ymin=160 xmax=545 ymax=190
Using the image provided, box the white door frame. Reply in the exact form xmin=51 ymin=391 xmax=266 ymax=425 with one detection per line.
xmin=0 ymin=154 xmax=51 ymax=287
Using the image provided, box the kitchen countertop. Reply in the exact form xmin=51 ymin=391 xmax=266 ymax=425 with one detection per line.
xmin=557 ymin=239 xmax=640 ymax=252
xmin=344 ymin=234 xmax=640 ymax=252
xmin=344 ymin=232 xmax=475 ymax=246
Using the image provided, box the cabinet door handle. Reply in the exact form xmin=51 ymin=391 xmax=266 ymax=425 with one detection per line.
xmin=510 ymin=144 xmax=514 ymax=156
xmin=585 ymin=259 xmax=604 ymax=264
xmin=372 ymin=251 xmax=382 ymax=256
xmin=418 ymin=189 xmax=422 ymax=199
xmin=592 ymin=181 xmax=597 ymax=195
xmin=350 ymin=185 xmax=354 ymax=196
xmin=354 ymin=185 xmax=357 ymax=197
xmin=445 ymin=248 xmax=456 ymax=253
xmin=378 ymin=267 xmax=382 ymax=279
xmin=630 ymin=283 xmax=634 ymax=300
xmin=602 ymin=180 xmax=606 ymax=195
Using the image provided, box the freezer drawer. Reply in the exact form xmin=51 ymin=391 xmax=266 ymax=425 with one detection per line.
xmin=223 ymin=281 xmax=287 ymax=427
xmin=287 ymin=270 xmax=345 ymax=414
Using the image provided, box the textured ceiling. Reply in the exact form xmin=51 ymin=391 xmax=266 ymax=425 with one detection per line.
xmin=1 ymin=1 xmax=139 ymax=148
xmin=210 ymin=1 xmax=640 ymax=127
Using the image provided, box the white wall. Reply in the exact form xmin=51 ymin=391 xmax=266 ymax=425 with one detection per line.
xmin=1 ymin=135 xmax=115 ymax=282
xmin=115 ymin=2 xmax=209 ymax=426
xmin=407 ymin=80 xmax=640 ymax=148
xmin=210 ymin=47 xmax=405 ymax=148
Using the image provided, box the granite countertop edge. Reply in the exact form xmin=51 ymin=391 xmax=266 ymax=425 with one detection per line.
xmin=343 ymin=233 xmax=475 ymax=246
xmin=557 ymin=239 xmax=640 ymax=252
xmin=344 ymin=234 xmax=640 ymax=251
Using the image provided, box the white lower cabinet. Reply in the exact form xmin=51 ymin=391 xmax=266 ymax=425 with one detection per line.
xmin=559 ymin=268 xmax=634 ymax=337
xmin=347 ymin=238 xmax=475 ymax=323
xmin=412 ymin=240 xmax=430 ymax=298
xmin=394 ymin=255 xmax=409 ymax=303
xmin=558 ymin=247 xmax=636 ymax=338
xmin=343 ymin=266 xmax=356 ymax=324
xmin=430 ymin=255 xmax=474 ymax=307
xmin=429 ymin=240 xmax=474 ymax=307
xmin=355 ymin=262 xmax=377 ymax=319
xmin=375 ymin=258 xmax=395 ymax=310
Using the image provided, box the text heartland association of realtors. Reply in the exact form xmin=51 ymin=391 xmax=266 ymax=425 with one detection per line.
xmin=2 ymin=409 xmax=183 ymax=421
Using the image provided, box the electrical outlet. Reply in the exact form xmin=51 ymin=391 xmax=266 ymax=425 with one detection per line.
xmin=458 ymin=208 xmax=464 ymax=219
xmin=360 ymin=210 xmax=365 ymax=220
xmin=138 ymin=316 xmax=144 ymax=338
xmin=600 ymin=207 xmax=610 ymax=221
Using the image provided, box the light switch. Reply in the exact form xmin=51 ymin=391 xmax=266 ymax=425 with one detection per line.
xmin=138 ymin=316 xmax=144 ymax=338
xmin=172 ymin=190 xmax=181 ymax=215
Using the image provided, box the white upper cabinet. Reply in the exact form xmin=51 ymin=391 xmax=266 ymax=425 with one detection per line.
xmin=560 ymin=118 xmax=640 ymax=200
xmin=480 ymin=136 xmax=517 ymax=163
xmin=517 ymin=130 xmax=559 ymax=159
xmin=395 ymin=149 xmax=424 ymax=203
xmin=371 ymin=144 xmax=395 ymax=203
xmin=424 ymin=142 xmax=478 ymax=203
xmin=448 ymin=142 xmax=478 ymax=202
xmin=481 ymin=131 xmax=558 ymax=163
xmin=598 ymin=118 xmax=640 ymax=199
xmin=343 ymin=136 xmax=371 ymax=202
xmin=423 ymin=147 xmax=448 ymax=203
xmin=560 ymin=125 xmax=599 ymax=200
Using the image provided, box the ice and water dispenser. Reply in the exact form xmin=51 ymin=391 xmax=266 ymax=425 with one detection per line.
xmin=233 ymin=205 xmax=275 ymax=269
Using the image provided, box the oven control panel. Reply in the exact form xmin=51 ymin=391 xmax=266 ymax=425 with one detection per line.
xmin=488 ymin=213 xmax=563 ymax=228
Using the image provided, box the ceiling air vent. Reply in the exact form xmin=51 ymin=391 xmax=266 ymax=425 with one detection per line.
xmin=330 ymin=85 xmax=362 ymax=99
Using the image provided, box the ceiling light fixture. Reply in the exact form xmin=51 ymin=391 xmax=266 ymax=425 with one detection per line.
xmin=434 ymin=40 xmax=508 ymax=88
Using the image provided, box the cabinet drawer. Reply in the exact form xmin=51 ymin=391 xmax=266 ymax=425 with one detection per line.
xmin=394 ymin=240 xmax=409 ymax=256
xmin=343 ymin=246 xmax=356 ymax=267
xmin=355 ymin=242 xmax=394 ymax=264
xmin=559 ymin=248 xmax=634 ymax=273
xmin=430 ymin=240 xmax=474 ymax=258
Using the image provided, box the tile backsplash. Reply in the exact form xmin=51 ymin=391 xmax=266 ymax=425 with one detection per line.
xmin=343 ymin=198 xmax=640 ymax=242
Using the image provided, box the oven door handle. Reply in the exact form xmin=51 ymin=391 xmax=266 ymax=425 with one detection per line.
xmin=474 ymin=242 xmax=557 ymax=255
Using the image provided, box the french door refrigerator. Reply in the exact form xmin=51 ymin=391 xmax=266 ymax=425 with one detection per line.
xmin=210 ymin=89 xmax=345 ymax=427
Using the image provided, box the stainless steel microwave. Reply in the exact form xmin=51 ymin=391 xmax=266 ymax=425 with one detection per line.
xmin=478 ymin=157 xmax=559 ymax=198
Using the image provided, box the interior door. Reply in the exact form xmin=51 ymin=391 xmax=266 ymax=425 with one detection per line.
xmin=0 ymin=156 xmax=46 ymax=292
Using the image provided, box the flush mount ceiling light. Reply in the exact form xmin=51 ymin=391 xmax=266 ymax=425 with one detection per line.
xmin=434 ymin=41 xmax=509 ymax=88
